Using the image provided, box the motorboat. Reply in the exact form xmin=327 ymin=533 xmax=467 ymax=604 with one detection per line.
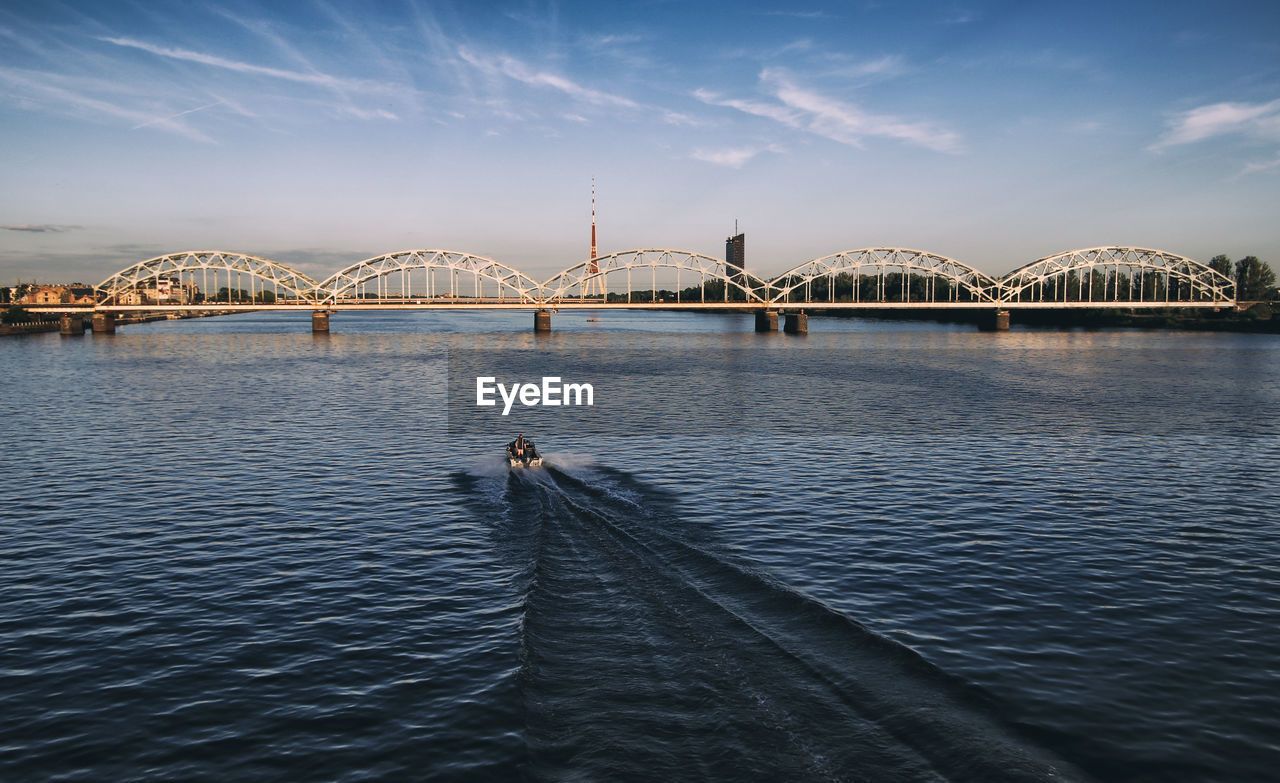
xmin=506 ymin=436 xmax=543 ymax=468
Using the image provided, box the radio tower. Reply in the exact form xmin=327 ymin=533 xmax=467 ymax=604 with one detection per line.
xmin=584 ymin=178 xmax=604 ymax=298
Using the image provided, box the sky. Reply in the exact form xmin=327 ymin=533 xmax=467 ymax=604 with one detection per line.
xmin=2 ymin=0 xmax=1279 ymax=284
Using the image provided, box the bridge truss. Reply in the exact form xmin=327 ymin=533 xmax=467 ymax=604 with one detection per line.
xmin=77 ymin=245 xmax=1237 ymax=312
xmin=540 ymin=249 xmax=768 ymax=306
xmin=97 ymin=251 xmax=319 ymax=306
xmin=317 ymin=250 xmax=543 ymax=304
xmin=767 ymin=248 xmax=999 ymax=307
xmin=997 ymin=247 xmax=1235 ymax=307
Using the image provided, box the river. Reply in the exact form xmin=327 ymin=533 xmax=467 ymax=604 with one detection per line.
xmin=2 ymin=310 xmax=1277 ymax=781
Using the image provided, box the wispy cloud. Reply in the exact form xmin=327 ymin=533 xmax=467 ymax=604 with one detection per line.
xmin=3 ymin=224 xmax=82 ymax=233
xmin=690 ymin=144 xmax=783 ymax=168
xmin=941 ymin=10 xmax=978 ymax=25
xmin=839 ymin=55 xmax=905 ymax=78
xmin=131 ymin=99 xmax=224 ymax=130
xmin=758 ymin=10 xmax=833 ymax=19
xmin=457 ymin=47 xmax=640 ymax=109
xmin=101 ymin=36 xmax=380 ymax=93
xmin=696 ymin=69 xmax=961 ymax=154
xmin=1240 ymin=154 xmax=1280 ymax=176
xmin=1150 ymin=98 xmax=1280 ymax=150
xmin=100 ymin=35 xmax=407 ymax=122
xmin=0 ymin=66 xmax=216 ymax=142
xmin=693 ymin=89 xmax=800 ymax=126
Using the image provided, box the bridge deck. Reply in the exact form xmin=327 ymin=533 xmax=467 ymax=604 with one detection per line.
xmin=28 ymin=300 xmax=1232 ymax=313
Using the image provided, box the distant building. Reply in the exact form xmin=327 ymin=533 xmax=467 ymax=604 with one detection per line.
xmin=22 ymin=285 xmax=64 ymax=306
xmin=64 ymin=287 xmax=96 ymax=306
xmin=725 ymin=232 xmax=745 ymax=298
xmin=725 ymin=232 xmax=745 ymax=272
xmin=14 ymin=284 xmax=97 ymax=306
xmin=110 ymin=278 xmax=201 ymax=305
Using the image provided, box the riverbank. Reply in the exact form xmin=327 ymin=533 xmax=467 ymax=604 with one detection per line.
xmin=808 ymin=303 xmax=1279 ymax=333
xmin=0 ymin=321 xmax=60 ymax=336
xmin=1 ymin=309 xmax=245 ymax=336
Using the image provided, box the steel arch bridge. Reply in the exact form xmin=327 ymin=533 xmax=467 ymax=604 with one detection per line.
xmin=96 ymin=251 xmax=320 ymax=306
xmin=77 ymin=244 xmax=1237 ymax=313
xmin=767 ymin=248 xmax=1000 ymax=307
xmin=316 ymin=250 xmax=543 ymax=304
xmin=997 ymin=247 xmax=1235 ymax=307
xmin=541 ymin=248 xmax=769 ymax=306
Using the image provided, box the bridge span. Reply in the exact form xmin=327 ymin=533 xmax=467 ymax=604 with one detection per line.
xmin=33 ymin=246 xmax=1236 ymax=334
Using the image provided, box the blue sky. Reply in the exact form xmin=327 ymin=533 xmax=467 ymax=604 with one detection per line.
xmin=2 ymin=0 xmax=1279 ymax=283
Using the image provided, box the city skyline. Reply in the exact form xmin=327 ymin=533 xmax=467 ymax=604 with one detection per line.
xmin=2 ymin=0 xmax=1279 ymax=283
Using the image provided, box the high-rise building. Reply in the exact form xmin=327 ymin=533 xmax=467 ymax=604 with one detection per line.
xmin=725 ymin=232 xmax=744 ymax=272
xmin=725 ymin=230 xmax=745 ymax=299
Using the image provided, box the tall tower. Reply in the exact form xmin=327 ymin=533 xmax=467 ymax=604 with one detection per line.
xmin=584 ymin=178 xmax=605 ymax=298
xmin=725 ymin=222 xmax=745 ymax=301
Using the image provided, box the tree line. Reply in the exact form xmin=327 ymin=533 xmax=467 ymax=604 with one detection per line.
xmin=1208 ymin=255 xmax=1277 ymax=301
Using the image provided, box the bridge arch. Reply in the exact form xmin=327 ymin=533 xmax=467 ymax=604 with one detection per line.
xmin=540 ymin=249 xmax=769 ymax=304
xmin=767 ymin=248 xmax=1000 ymax=305
xmin=96 ymin=251 xmax=320 ymax=305
xmin=997 ymin=247 xmax=1235 ymax=305
xmin=317 ymin=250 xmax=544 ymax=304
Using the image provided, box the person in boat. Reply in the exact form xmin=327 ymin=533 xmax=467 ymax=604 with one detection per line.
xmin=513 ymin=434 xmax=527 ymax=459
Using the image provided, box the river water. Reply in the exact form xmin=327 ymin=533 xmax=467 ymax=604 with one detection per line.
xmin=2 ymin=310 xmax=1278 ymax=782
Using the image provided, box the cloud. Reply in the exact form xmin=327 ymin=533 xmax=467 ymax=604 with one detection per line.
xmin=758 ymin=10 xmax=832 ymax=19
xmin=766 ymin=70 xmax=960 ymax=152
xmin=99 ymin=35 xmax=407 ymax=123
xmin=695 ymin=70 xmax=961 ymax=154
xmin=131 ymin=99 xmax=224 ymax=130
xmin=690 ymin=144 xmax=782 ymax=168
xmin=0 ymin=67 xmax=216 ymax=142
xmin=840 ymin=55 xmax=905 ymax=78
xmin=693 ymin=89 xmax=801 ymax=126
xmin=3 ymin=224 xmax=82 ymax=233
xmin=101 ymin=36 xmax=386 ymax=94
xmin=941 ymin=11 xmax=977 ymax=25
xmin=1239 ymin=154 xmax=1280 ymax=177
xmin=342 ymin=106 xmax=399 ymax=120
xmin=457 ymin=47 xmax=640 ymax=109
xmin=1150 ymin=98 xmax=1280 ymax=150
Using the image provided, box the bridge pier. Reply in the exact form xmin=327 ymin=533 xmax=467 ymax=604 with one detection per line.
xmin=783 ymin=311 xmax=808 ymax=335
xmin=312 ymin=310 xmax=330 ymax=333
xmin=978 ymin=309 xmax=1010 ymax=332
xmin=60 ymin=313 xmax=85 ymax=336
xmin=534 ymin=310 xmax=552 ymax=332
xmin=755 ymin=310 xmax=779 ymax=332
xmin=91 ymin=312 xmax=116 ymax=334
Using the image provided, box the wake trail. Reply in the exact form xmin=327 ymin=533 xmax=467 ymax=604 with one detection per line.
xmin=459 ymin=462 xmax=1091 ymax=782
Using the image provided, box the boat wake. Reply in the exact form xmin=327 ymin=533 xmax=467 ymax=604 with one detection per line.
xmin=453 ymin=460 xmax=1089 ymax=782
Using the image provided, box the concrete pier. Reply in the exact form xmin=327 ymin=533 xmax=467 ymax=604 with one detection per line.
xmin=534 ymin=310 xmax=552 ymax=332
xmin=755 ymin=310 xmax=779 ymax=332
xmin=312 ymin=310 xmax=330 ymax=333
xmin=783 ymin=311 xmax=808 ymax=334
xmin=978 ymin=309 xmax=1011 ymax=332
xmin=91 ymin=312 xmax=116 ymax=334
xmin=60 ymin=313 xmax=85 ymax=336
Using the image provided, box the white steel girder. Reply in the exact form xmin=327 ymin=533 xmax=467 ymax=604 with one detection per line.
xmin=91 ymin=245 xmax=1238 ymax=309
